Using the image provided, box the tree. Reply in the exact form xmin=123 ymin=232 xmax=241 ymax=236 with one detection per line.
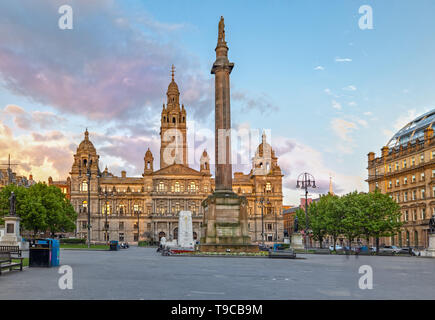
xmin=359 ymin=190 xmax=403 ymax=253
xmin=340 ymin=192 xmax=364 ymax=250
xmin=0 ymin=183 xmax=77 ymax=236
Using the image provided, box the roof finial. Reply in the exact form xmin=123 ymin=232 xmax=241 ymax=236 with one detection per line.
xmin=218 ymin=16 xmax=225 ymax=44
xmin=171 ymin=64 xmax=175 ymax=82
xmin=85 ymin=128 xmax=89 ymax=140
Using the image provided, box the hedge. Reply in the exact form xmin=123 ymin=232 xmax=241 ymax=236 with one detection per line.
xmin=60 ymin=238 xmax=86 ymax=244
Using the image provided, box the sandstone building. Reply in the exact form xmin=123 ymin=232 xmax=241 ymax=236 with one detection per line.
xmin=68 ymin=72 xmax=284 ymax=244
xmin=367 ymin=109 xmax=435 ymax=249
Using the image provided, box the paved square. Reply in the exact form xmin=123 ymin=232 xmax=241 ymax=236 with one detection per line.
xmin=1 ymin=247 xmax=434 ymax=299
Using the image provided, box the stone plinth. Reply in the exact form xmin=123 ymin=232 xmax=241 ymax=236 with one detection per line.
xmin=0 ymin=216 xmax=21 ymax=247
xmin=199 ymin=191 xmax=258 ymax=253
xmin=422 ymin=234 xmax=435 ymax=258
xmin=290 ymin=233 xmax=304 ymax=250
xmin=178 ymin=211 xmax=194 ymax=249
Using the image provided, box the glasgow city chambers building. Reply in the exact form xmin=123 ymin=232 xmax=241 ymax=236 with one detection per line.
xmin=64 ymin=72 xmax=284 ymax=244
xmin=367 ymin=110 xmax=435 ymax=249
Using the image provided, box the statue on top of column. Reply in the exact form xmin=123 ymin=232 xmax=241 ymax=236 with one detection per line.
xmin=218 ymin=16 xmax=225 ymax=43
xmin=9 ymin=191 xmax=16 ymax=216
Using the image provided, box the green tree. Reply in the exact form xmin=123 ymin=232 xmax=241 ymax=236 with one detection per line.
xmin=359 ymin=190 xmax=403 ymax=253
xmin=341 ymin=192 xmax=364 ymax=250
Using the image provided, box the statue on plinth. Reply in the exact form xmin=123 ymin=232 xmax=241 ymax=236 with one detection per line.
xmin=293 ymin=216 xmax=299 ymax=233
xmin=9 ymin=191 xmax=16 ymax=216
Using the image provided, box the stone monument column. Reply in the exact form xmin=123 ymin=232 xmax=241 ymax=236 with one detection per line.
xmin=199 ymin=17 xmax=257 ymax=253
xmin=0 ymin=191 xmax=24 ymax=249
xmin=212 ymin=16 xmax=234 ymax=192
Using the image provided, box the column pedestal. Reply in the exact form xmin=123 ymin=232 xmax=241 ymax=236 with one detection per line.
xmin=422 ymin=234 xmax=435 ymax=257
xmin=290 ymin=233 xmax=304 ymax=250
xmin=0 ymin=216 xmax=24 ymax=248
xmin=199 ymin=191 xmax=258 ymax=253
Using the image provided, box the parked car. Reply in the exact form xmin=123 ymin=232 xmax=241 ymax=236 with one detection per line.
xmin=377 ymin=245 xmax=400 ymax=254
xmin=329 ymin=245 xmax=343 ymax=251
xmin=397 ymin=247 xmax=420 ymax=256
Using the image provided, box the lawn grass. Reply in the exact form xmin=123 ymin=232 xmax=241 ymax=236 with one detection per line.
xmin=12 ymin=257 xmax=29 ymax=267
xmin=60 ymin=244 xmax=109 ymax=250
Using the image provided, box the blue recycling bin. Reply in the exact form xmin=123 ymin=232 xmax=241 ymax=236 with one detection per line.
xmin=50 ymin=239 xmax=60 ymax=267
xmin=110 ymin=240 xmax=119 ymax=251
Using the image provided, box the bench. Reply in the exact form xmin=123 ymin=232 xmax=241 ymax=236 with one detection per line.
xmin=0 ymin=252 xmax=24 ymax=275
xmin=0 ymin=245 xmax=22 ymax=257
xmin=269 ymin=249 xmax=296 ymax=259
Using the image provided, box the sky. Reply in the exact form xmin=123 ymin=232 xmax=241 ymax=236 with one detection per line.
xmin=1 ymin=0 xmax=435 ymax=205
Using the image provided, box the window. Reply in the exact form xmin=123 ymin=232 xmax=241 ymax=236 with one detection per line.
xmin=388 ymin=164 xmax=392 ymax=172
xmin=175 ymin=202 xmax=180 ymax=213
xmin=204 ymin=184 xmax=208 ymax=192
xmin=134 ymin=222 xmax=138 ymax=230
xmin=412 ymin=175 xmax=416 ymax=183
xmin=404 ymin=192 xmax=408 ymax=202
xmin=404 ymin=211 xmax=408 ymax=221
xmin=267 ymin=224 xmax=273 ymax=231
xmin=134 ymin=204 xmax=139 ymax=213
xmin=403 ymin=160 xmax=407 ymax=168
xmin=412 ymin=190 xmax=416 ymax=200
xmin=119 ymin=222 xmax=124 ymax=230
xmin=422 ymin=208 xmax=426 ymax=220
xmin=421 ymin=189 xmax=426 ymax=199
xmin=411 ymin=157 xmax=415 ymax=166
xmin=82 ymin=201 xmax=88 ymax=213
xmin=396 ymin=193 xmax=400 ymax=202
xmin=119 ymin=233 xmax=124 ymax=242
xmin=432 ymin=151 xmax=435 ymax=159
xmin=396 ymin=179 xmax=400 ymax=187
xmin=432 ymin=169 xmax=435 ymax=178
xmin=174 ymin=181 xmax=180 ymax=193
xmin=421 ymin=173 xmax=425 ymax=181
xmin=266 ymin=182 xmax=272 ymax=192
xmin=101 ymin=202 xmax=111 ymax=215
xmin=421 ymin=154 xmax=425 ymax=162
xmin=82 ymin=181 xmax=88 ymax=192
xmin=375 ymin=182 xmax=379 ymax=189
xmin=403 ymin=177 xmax=408 ymax=185
xmin=82 ymin=221 xmax=87 ymax=229
xmin=413 ymin=210 xmax=417 ymax=221
xmin=158 ymin=181 xmax=165 ymax=192
xmin=388 ymin=181 xmax=392 ymax=188
xmin=119 ymin=204 xmax=125 ymax=215
xmin=189 ymin=182 xmax=196 ymax=192
xmin=395 ymin=162 xmax=399 ymax=170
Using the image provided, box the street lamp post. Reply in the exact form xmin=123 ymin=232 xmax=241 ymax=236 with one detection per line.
xmin=296 ymin=172 xmax=316 ymax=250
xmin=104 ymin=188 xmax=110 ymax=245
xmin=256 ymin=197 xmax=270 ymax=246
xmin=86 ymin=159 xmax=91 ymax=249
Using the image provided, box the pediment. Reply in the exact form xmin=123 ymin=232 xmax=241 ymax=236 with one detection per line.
xmin=153 ymin=164 xmax=202 ymax=176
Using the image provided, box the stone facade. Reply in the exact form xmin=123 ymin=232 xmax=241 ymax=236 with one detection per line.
xmin=67 ymin=71 xmax=284 ymax=245
xmin=367 ymin=126 xmax=435 ymax=249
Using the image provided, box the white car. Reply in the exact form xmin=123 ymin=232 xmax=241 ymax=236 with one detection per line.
xmin=329 ymin=245 xmax=343 ymax=251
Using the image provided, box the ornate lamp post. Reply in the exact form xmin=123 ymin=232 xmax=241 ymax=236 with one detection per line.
xmin=103 ymin=188 xmax=112 ymax=245
xmin=296 ymin=172 xmax=316 ymax=249
xmin=256 ymin=197 xmax=270 ymax=246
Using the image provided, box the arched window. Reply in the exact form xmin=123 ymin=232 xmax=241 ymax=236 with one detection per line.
xmin=266 ymin=182 xmax=272 ymax=192
xmin=82 ymin=201 xmax=88 ymax=213
xmin=82 ymin=181 xmax=88 ymax=192
xmin=163 ymin=116 xmax=166 ymax=122
xmin=174 ymin=181 xmax=180 ymax=193
xmin=190 ymin=181 xmax=196 ymax=192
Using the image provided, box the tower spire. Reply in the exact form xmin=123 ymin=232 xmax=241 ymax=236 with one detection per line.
xmin=171 ymin=64 xmax=175 ymax=82
xmin=329 ymin=174 xmax=334 ymax=195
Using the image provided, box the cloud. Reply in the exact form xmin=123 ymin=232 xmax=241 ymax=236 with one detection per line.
xmin=363 ymin=111 xmax=372 ymax=116
xmin=233 ymin=90 xmax=279 ymax=114
xmin=331 ymin=118 xmax=357 ymax=143
xmin=342 ymin=85 xmax=357 ymax=91
xmin=3 ymin=105 xmax=65 ymax=130
xmin=335 ymin=57 xmax=352 ymax=62
xmin=332 ymin=100 xmax=342 ymax=110
xmin=0 ymin=1 xmax=213 ymax=124
xmin=314 ymin=66 xmax=324 ymax=71
xmin=348 ymin=101 xmax=357 ymax=107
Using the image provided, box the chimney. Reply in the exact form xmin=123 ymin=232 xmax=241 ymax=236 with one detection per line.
xmin=424 ymin=127 xmax=434 ymax=143
xmin=121 ymin=170 xmax=126 ymax=178
xmin=381 ymin=146 xmax=389 ymax=158
xmin=368 ymin=152 xmax=375 ymax=162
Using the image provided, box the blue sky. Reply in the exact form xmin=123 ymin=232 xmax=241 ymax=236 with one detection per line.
xmin=0 ymin=0 xmax=435 ymax=204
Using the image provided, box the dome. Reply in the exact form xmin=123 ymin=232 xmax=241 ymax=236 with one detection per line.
xmin=167 ymin=80 xmax=179 ymax=94
xmin=387 ymin=109 xmax=435 ymax=148
xmin=77 ymin=129 xmax=96 ymax=153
